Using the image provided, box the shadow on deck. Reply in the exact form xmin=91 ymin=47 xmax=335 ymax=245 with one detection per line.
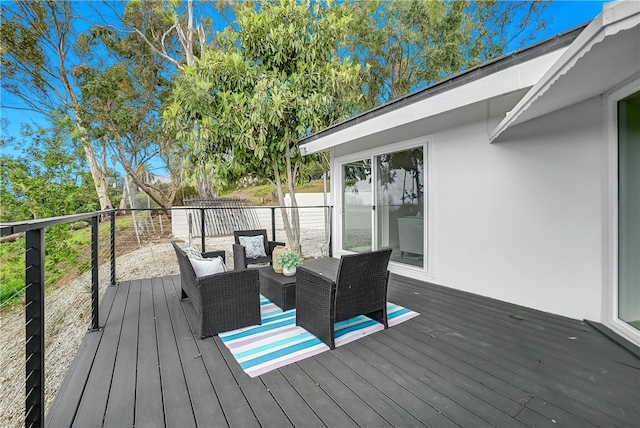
xmin=46 ymin=261 xmax=640 ymax=427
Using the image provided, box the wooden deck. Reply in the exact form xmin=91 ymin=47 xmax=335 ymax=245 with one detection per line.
xmin=46 ymin=259 xmax=640 ymax=427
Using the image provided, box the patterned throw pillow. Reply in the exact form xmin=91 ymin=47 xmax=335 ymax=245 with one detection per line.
xmin=238 ymin=235 xmax=267 ymax=259
xmin=190 ymin=256 xmax=227 ymax=278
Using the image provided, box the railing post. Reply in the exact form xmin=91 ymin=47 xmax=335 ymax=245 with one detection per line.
xmin=328 ymin=207 xmax=333 ymax=258
xmin=271 ymin=207 xmax=276 ymax=242
xmin=25 ymin=228 xmax=45 ymax=428
xmin=89 ymin=216 xmax=100 ymax=332
xmin=110 ymin=211 xmax=116 ymax=286
xmin=200 ymin=208 xmax=206 ymax=251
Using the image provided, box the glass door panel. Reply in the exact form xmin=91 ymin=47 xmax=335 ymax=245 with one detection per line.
xmin=342 ymin=160 xmax=372 ymax=252
xmin=618 ymin=92 xmax=640 ymax=331
xmin=377 ymin=148 xmax=424 ymax=267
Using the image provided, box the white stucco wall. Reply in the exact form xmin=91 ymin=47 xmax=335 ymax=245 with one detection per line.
xmin=430 ymin=97 xmax=603 ymax=321
xmin=331 ymin=95 xmax=605 ymax=322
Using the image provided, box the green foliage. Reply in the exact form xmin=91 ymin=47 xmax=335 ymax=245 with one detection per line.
xmin=164 ymin=0 xmax=365 ymax=251
xmin=0 ymin=225 xmax=79 ymax=306
xmin=0 ymin=0 xmax=115 ymax=210
xmin=74 ymin=21 xmax=182 ymax=209
xmin=0 ymin=238 xmax=25 ymax=306
xmin=252 ymin=184 xmax=276 ymax=198
xmin=0 ymin=216 xmax=134 ymax=308
xmin=277 ymin=251 xmax=304 ymax=269
xmin=298 ymin=153 xmax=328 ymax=183
xmin=173 ymin=183 xmax=199 ymax=206
xmin=344 ymin=0 xmax=550 ymax=108
xmin=164 ymin=0 xmax=363 ymax=189
xmin=0 ymin=121 xmax=98 ymax=222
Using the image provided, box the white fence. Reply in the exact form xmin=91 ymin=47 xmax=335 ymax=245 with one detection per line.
xmin=171 ymin=193 xmax=331 ymax=242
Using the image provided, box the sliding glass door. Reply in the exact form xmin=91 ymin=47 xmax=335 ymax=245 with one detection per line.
xmin=341 ymin=146 xmax=425 ymax=268
xmin=618 ymin=91 xmax=640 ymax=331
xmin=342 ymin=160 xmax=372 ymax=252
xmin=377 ymin=148 xmax=424 ymax=267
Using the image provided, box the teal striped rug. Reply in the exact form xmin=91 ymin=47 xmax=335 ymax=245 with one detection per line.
xmin=218 ymin=296 xmax=419 ymax=378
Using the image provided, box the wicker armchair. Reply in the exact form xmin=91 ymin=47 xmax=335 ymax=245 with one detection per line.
xmin=171 ymin=242 xmax=261 ymax=338
xmin=232 ymin=229 xmax=285 ymax=270
xmin=295 ymin=248 xmax=393 ymax=349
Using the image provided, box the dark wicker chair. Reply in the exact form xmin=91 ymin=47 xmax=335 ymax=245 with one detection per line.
xmin=295 ymin=248 xmax=393 ymax=349
xmin=171 ymin=242 xmax=261 ymax=338
xmin=232 ymin=229 xmax=285 ymax=270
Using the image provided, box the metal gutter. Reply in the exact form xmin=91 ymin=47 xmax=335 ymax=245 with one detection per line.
xmin=299 ymin=24 xmax=587 ymax=148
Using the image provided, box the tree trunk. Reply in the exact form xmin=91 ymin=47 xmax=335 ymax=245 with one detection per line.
xmin=119 ymin=177 xmax=129 ymax=209
xmin=196 ymin=174 xmax=214 ymax=199
xmin=83 ymin=144 xmax=113 ymax=210
xmin=272 ymin=146 xmax=301 ymax=254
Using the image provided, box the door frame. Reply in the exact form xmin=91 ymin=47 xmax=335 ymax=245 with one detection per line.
xmin=333 ymin=136 xmax=434 ymax=279
xmin=605 ymin=76 xmax=640 ymax=345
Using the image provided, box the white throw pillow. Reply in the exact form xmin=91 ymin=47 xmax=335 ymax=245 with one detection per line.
xmin=189 ymin=256 xmax=227 ymax=277
xmin=238 ymin=235 xmax=267 ymax=259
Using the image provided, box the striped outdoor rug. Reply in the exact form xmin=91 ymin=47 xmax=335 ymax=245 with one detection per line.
xmin=218 ymin=296 xmax=419 ymax=378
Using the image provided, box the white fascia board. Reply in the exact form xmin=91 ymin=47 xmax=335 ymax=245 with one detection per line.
xmin=301 ymin=49 xmax=565 ymax=156
xmin=490 ymin=0 xmax=640 ymax=143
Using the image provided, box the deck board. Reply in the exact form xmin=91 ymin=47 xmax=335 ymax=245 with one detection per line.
xmin=45 ymin=284 xmax=118 ymax=428
xmin=46 ymin=266 xmax=640 ymax=428
xmin=400 ymin=313 xmax=636 ymax=427
xmin=134 ymin=277 xmax=164 ymax=428
xmin=103 ymin=279 xmax=140 ymax=427
xmin=162 ymin=276 xmax=226 ymax=427
xmin=260 ymin=369 xmax=325 ymax=427
xmin=314 ymin=351 xmax=424 ymax=427
xmin=297 ymin=357 xmax=394 ymax=427
xmin=72 ymin=280 xmax=129 ymax=427
xmin=279 ymin=363 xmax=360 ymax=428
xmin=153 ymin=276 xmax=196 ymax=427
xmin=356 ymin=334 xmax=528 ymax=427
xmin=402 ymin=280 xmax=640 ymax=379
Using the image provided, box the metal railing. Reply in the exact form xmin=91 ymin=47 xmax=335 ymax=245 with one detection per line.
xmin=1 ymin=211 xmax=116 ymax=428
xmin=0 ymin=205 xmax=331 ymax=428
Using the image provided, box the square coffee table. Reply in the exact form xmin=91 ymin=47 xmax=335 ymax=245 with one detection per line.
xmin=258 ymin=267 xmax=296 ymax=311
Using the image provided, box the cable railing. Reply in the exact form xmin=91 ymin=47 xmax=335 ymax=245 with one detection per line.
xmin=0 ymin=205 xmax=331 ymax=428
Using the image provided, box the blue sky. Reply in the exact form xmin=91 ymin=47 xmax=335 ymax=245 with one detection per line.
xmin=0 ymin=0 xmax=614 ymax=162
xmin=527 ymin=0 xmax=613 ymax=47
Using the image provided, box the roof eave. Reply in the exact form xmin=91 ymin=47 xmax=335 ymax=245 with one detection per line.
xmin=489 ymin=0 xmax=640 ymax=143
xmin=299 ymin=24 xmax=585 ymax=156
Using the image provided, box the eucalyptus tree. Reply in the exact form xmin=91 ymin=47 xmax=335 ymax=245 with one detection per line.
xmin=165 ymin=0 xmax=363 ymax=252
xmin=0 ymin=0 xmax=114 ymax=210
xmin=73 ymin=14 xmax=183 ymax=210
xmin=116 ymin=0 xmax=231 ymax=198
xmin=345 ymin=0 xmax=550 ymax=108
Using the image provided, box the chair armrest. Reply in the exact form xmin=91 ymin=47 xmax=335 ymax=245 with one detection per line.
xmin=232 ymin=244 xmax=247 ymax=270
xmin=296 ymin=267 xmax=335 ymax=298
xmin=196 ymin=268 xmax=259 ymax=295
xmin=295 ymin=267 xmax=336 ymax=347
xmin=202 ymin=250 xmax=225 ymax=263
xmin=268 ymin=241 xmax=286 ymax=254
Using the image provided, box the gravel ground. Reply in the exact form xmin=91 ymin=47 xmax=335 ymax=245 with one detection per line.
xmin=0 ymin=231 xmax=328 ymax=428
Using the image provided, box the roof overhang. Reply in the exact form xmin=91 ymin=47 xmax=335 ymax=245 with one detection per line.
xmin=490 ymin=0 xmax=640 ymax=142
xmin=300 ymin=48 xmax=568 ymax=156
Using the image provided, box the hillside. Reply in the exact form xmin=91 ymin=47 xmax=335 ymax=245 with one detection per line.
xmin=223 ymin=180 xmax=329 ymax=205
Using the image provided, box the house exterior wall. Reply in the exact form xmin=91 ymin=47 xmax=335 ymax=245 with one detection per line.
xmin=432 ymin=96 xmax=603 ymax=322
xmin=331 ymin=95 xmax=605 ymax=322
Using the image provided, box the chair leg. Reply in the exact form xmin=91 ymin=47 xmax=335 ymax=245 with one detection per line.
xmin=367 ymin=308 xmax=388 ymax=329
xmin=329 ymin=323 xmax=336 ymax=350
